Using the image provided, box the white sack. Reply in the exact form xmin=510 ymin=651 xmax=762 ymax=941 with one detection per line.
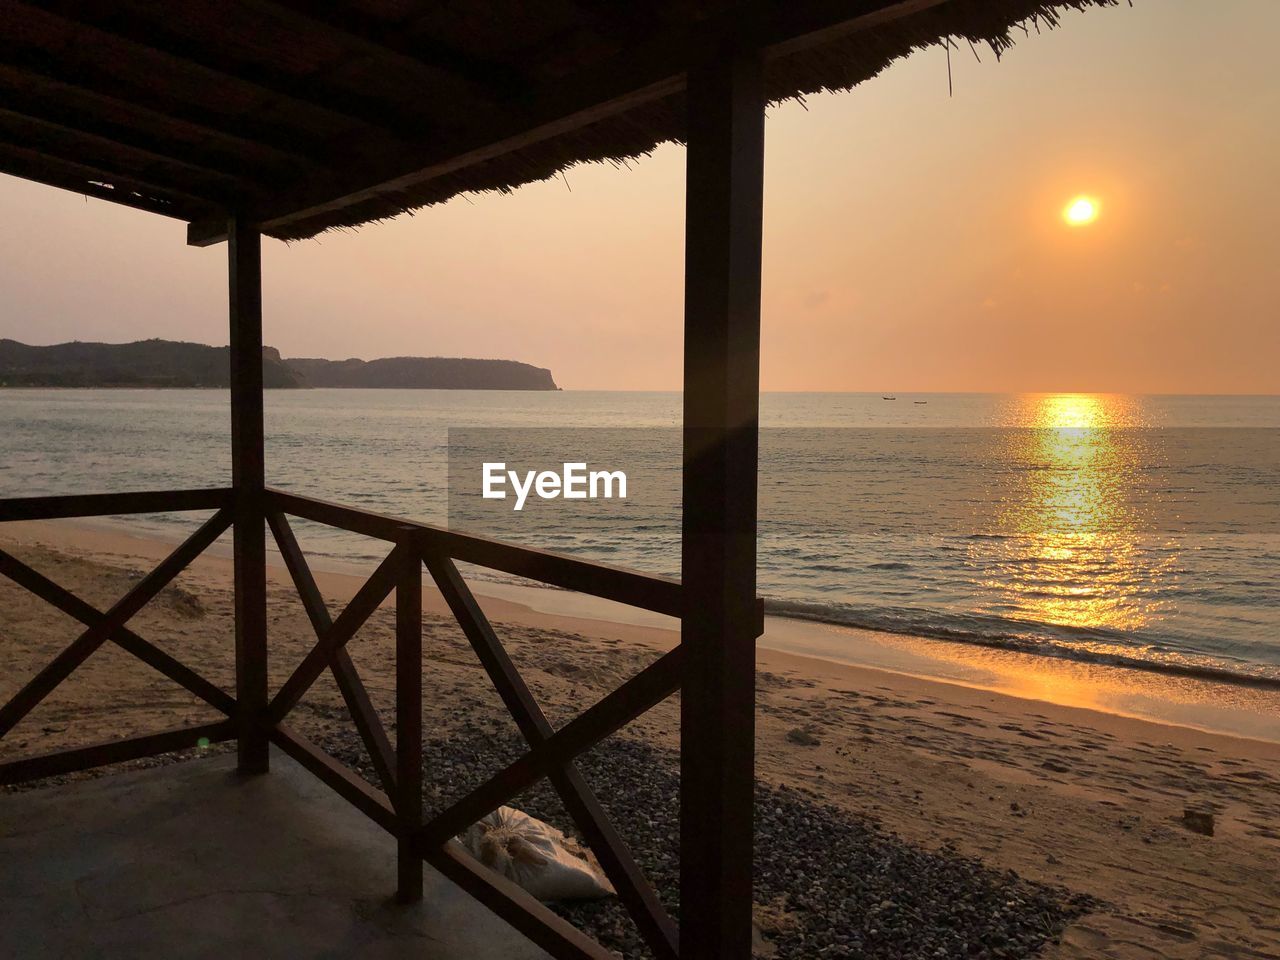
xmin=460 ymin=806 xmax=615 ymax=902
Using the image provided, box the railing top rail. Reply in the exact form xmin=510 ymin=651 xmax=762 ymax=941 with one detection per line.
xmin=0 ymin=487 xmax=235 ymax=523
xmin=265 ymin=487 xmax=682 ymax=619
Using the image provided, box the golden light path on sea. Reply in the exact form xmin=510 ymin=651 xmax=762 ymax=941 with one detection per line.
xmin=978 ymin=394 xmax=1175 ymax=641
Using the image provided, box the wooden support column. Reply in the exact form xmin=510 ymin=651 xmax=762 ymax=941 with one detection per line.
xmin=229 ymin=215 xmax=269 ymax=773
xmin=679 ymin=45 xmax=765 ymax=960
xmin=396 ymin=532 xmax=424 ymax=902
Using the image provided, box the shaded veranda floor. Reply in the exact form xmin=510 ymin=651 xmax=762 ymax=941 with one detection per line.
xmin=0 ymin=748 xmax=550 ymax=959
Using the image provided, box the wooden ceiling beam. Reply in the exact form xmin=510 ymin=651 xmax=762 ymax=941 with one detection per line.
xmin=0 ymin=137 xmax=231 ymax=208
xmin=0 ymin=143 xmax=216 ymax=220
xmin=187 ymin=70 xmax=684 ymax=246
xmin=241 ymin=0 xmax=522 ymax=106
xmin=189 ymin=0 xmax=947 ymax=245
xmin=762 ymin=0 xmax=946 ymax=57
xmin=4 ymin=0 xmax=408 ymax=141
xmin=0 ymin=105 xmax=270 ymax=190
xmin=0 ymin=54 xmax=331 ymax=172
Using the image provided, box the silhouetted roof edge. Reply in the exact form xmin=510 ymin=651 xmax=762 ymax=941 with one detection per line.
xmin=265 ymin=0 xmax=1118 ymax=241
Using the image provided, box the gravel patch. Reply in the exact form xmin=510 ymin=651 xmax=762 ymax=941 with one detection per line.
xmin=320 ymin=728 xmax=1096 ymax=960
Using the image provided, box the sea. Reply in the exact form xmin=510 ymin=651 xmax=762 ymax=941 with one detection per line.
xmin=2 ymin=389 xmax=1277 ymax=689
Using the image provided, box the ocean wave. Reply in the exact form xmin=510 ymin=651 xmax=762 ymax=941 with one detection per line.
xmin=764 ymin=598 xmax=1280 ymax=690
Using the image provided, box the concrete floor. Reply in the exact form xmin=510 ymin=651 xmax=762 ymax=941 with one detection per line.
xmin=0 ymin=749 xmax=552 ymax=959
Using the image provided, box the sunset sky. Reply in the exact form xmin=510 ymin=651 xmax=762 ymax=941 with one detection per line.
xmin=1 ymin=0 xmax=1277 ymax=393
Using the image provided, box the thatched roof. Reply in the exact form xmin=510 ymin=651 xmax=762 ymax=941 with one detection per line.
xmin=0 ymin=0 xmax=1117 ymax=243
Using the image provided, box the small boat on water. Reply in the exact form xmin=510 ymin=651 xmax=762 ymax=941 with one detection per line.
xmin=914 ymin=400 xmax=927 ymax=404
xmin=882 ymin=396 xmax=896 ymax=400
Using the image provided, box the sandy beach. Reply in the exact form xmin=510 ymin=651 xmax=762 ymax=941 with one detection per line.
xmin=2 ymin=520 xmax=1278 ymax=959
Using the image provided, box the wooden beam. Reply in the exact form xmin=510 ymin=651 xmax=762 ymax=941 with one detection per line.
xmin=762 ymin=0 xmax=946 ymax=57
xmin=561 ymin=1 xmax=669 ymax=48
xmin=0 ymin=547 xmax=236 ymax=717
xmin=264 ymin=488 xmax=683 ymax=617
xmin=679 ymin=43 xmax=766 ymax=960
xmin=238 ymin=0 xmax=519 ymax=108
xmin=417 ymin=646 xmax=683 ymax=849
xmin=425 ymin=841 xmax=616 ymax=960
xmin=424 ymin=556 xmax=549 ymax=746
xmin=0 ymin=142 xmax=217 ymax=218
xmin=186 ymin=0 xmax=941 ymax=244
xmin=425 ymin=556 xmax=678 ymax=959
xmin=0 ymin=487 xmax=232 ymax=522
xmin=0 ymin=510 xmax=233 ymax=737
xmin=0 ymin=122 xmax=239 ymax=206
xmin=266 ymin=511 xmax=398 ymax=797
xmin=0 ymin=57 xmax=331 ymax=171
xmin=0 ymin=721 xmax=235 ymax=786
xmin=229 ymin=217 xmax=269 ymax=774
xmin=0 ymin=155 xmax=200 ymax=220
xmin=267 ymin=545 xmax=407 ymax=722
xmin=0 ymin=102 xmax=275 ymax=188
xmin=190 ymin=69 xmax=683 ymax=244
xmin=105 ymin=628 xmax=238 ymax=719
xmin=395 ymin=533 xmax=424 ymax=903
xmin=270 ymin=723 xmax=398 ymax=833
xmin=4 ymin=1 xmax=404 ymax=138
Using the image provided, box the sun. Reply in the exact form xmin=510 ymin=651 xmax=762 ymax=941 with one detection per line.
xmin=1063 ymin=196 xmax=1099 ymax=226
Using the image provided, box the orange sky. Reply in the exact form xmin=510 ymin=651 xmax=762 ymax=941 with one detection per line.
xmin=1 ymin=1 xmax=1277 ymax=393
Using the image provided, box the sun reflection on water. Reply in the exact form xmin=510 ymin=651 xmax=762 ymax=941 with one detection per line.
xmin=977 ymin=394 xmax=1176 ymax=639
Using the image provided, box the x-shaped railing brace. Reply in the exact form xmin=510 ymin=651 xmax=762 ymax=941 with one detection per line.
xmin=266 ymin=512 xmax=402 ymax=800
xmin=0 ymin=509 xmax=237 ymax=741
xmin=422 ymin=554 xmax=681 ymax=960
xmin=262 ymin=513 xmax=682 ymax=960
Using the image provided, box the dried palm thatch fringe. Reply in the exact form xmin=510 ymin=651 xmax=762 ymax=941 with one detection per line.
xmin=274 ymin=0 xmax=1119 ymax=241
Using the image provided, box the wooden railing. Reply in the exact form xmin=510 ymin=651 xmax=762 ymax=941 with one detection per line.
xmin=0 ymin=489 xmax=239 ymax=783
xmin=264 ymin=488 xmax=687 ymax=960
xmin=0 ymin=486 xmax=759 ymax=960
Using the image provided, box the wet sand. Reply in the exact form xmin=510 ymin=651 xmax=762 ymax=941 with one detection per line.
xmin=2 ymin=521 xmax=1278 ymax=958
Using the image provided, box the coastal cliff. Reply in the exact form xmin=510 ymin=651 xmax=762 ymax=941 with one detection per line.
xmin=285 ymin=355 xmax=558 ymax=390
xmin=0 ymin=339 xmax=558 ymax=390
xmin=0 ymin=338 xmax=302 ymax=388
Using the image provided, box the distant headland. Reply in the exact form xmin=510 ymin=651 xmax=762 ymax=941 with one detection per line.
xmin=0 ymin=339 xmax=559 ymax=391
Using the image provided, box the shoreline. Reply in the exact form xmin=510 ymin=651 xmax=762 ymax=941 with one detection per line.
xmin=769 ymin=603 xmax=1280 ymax=692
xmin=8 ymin=517 xmax=1279 ymax=745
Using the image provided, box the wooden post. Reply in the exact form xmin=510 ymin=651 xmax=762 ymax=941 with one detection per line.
xmin=679 ymin=45 xmax=765 ymax=960
xmin=229 ymin=215 xmax=269 ymax=773
xmin=396 ymin=532 xmax=424 ymax=902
